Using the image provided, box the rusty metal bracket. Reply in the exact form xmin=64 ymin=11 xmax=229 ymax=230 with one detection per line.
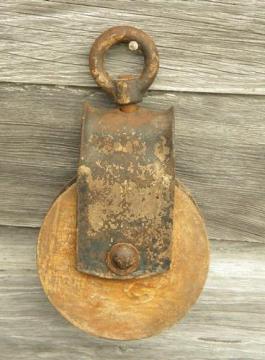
xmin=77 ymin=26 xmax=175 ymax=279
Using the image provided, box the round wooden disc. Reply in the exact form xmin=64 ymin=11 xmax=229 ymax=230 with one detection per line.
xmin=37 ymin=182 xmax=209 ymax=340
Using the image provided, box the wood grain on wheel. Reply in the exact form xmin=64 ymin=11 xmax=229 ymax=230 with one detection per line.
xmin=37 ymin=182 xmax=209 ymax=340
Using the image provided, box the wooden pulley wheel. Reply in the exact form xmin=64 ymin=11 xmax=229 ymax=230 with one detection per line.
xmin=37 ymin=26 xmax=209 ymax=340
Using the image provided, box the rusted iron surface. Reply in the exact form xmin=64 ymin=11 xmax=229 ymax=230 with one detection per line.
xmin=77 ymin=104 xmax=175 ymax=279
xmin=106 ymin=242 xmax=140 ymax=276
xmin=76 ymin=26 xmax=175 ymax=279
xmin=89 ymin=26 xmax=159 ymax=105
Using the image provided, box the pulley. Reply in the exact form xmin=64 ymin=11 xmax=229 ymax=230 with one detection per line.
xmin=37 ymin=26 xmax=209 ymax=340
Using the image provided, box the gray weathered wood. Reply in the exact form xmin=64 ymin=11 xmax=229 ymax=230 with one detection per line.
xmin=0 ymin=84 xmax=264 ymax=243
xmin=1 ymin=0 xmax=265 ymax=94
xmin=0 ymin=225 xmax=264 ymax=360
xmin=1 ymin=1 xmax=265 ymax=357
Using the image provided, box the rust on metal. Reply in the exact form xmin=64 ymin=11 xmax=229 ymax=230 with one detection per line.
xmin=106 ymin=242 xmax=140 ymax=275
xmin=89 ymin=26 xmax=159 ymax=105
xmin=76 ymin=26 xmax=175 ymax=279
xmin=77 ymin=104 xmax=175 ymax=279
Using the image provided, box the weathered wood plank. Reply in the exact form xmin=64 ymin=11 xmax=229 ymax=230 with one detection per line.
xmin=0 ymin=226 xmax=264 ymax=359
xmin=1 ymin=0 xmax=265 ymax=93
xmin=1 ymin=84 xmax=264 ymax=243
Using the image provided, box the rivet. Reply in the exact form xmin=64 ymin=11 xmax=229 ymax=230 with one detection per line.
xmin=106 ymin=243 xmax=140 ymax=275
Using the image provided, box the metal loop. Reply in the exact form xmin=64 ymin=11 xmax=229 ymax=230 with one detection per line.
xmin=89 ymin=26 xmax=159 ymax=105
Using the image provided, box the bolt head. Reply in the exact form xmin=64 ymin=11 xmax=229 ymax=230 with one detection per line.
xmin=106 ymin=243 xmax=140 ymax=275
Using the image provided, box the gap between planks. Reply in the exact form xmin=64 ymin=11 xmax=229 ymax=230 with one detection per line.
xmin=2 ymin=80 xmax=265 ymax=97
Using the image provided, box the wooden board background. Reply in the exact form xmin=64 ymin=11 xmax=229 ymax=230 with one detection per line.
xmin=0 ymin=1 xmax=264 ymax=359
